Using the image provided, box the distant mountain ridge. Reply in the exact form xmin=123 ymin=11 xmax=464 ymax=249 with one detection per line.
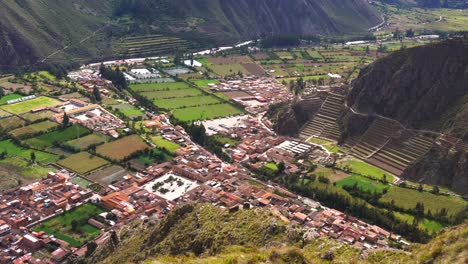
xmin=0 ymin=0 xmax=380 ymax=71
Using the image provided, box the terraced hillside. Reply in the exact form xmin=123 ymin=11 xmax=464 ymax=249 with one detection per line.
xmin=115 ymin=35 xmax=199 ymax=58
xmin=299 ymin=93 xmax=345 ymax=141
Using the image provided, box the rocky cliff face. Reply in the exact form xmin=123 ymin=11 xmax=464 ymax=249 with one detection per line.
xmin=342 ymin=36 xmax=468 ymax=194
xmin=403 ymin=144 xmax=468 ymax=195
xmin=348 ymin=37 xmax=468 ymax=137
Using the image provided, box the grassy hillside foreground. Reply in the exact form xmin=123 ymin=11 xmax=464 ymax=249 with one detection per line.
xmin=71 ymin=204 xmax=467 ymax=264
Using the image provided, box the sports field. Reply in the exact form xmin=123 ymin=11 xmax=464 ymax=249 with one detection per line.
xmin=1 ymin=96 xmax=60 ymax=114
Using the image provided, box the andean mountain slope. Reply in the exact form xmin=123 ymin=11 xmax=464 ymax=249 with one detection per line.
xmin=341 ymin=36 xmax=468 ymax=194
xmin=0 ymin=0 xmax=380 ymax=71
xmin=71 ymin=204 xmax=468 ymax=264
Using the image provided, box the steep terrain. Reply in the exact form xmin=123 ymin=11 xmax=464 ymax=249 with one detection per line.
xmin=340 ymin=36 xmax=468 ymax=194
xmin=0 ymin=0 xmax=380 ymax=71
xmin=347 ymin=37 xmax=468 ymax=137
xmin=72 ymin=203 xmax=468 ymax=264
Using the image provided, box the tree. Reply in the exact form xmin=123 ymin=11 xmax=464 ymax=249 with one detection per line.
xmin=71 ymin=219 xmax=79 ymax=231
xmin=277 ymin=162 xmax=286 ymax=174
xmin=93 ymin=86 xmax=102 ymax=102
xmin=406 ymin=28 xmax=415 ymax=38
xmin=432 ymin=186 xmax=440 ymax=194
xmin=86 ymin=241 xmax=97 ymax=257
xmin=62 ymin=112 xmax=70 ymax=127
xmin=30 ymin=152 xmax=36 ymax=163
xmin=418 ymin=184 xmax=423 ymax=192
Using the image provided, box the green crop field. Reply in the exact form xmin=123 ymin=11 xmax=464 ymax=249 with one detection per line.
xmin=24 ymin=71 xmax=56 ymax=82
xmin=58 ymin=152 xmax=109 ymax=174
xmin=154 ymin=95 xmax=222 ymax=109
xmin=0 ymin=156 xmax=52 ymax=180
xmin=96 ymin=135 xmax=150 ymax=161
xmin=207 ymin=64 xmax=249 ymax=76
xmin=0 ymin=93 xmax=22 ymax=104
xmin=140 ymin=88 xmax=204 ymax=100
xmin=194 ymin=79 xmax=220 ymax=87
xmin=9 ymin=120 xmax=59 ymax=139
xmin=264 ymin=162 xmax=279 ymax=171
xmin=24 ymin=125 xmax=90 ymax=149
xmin=130 ymin=82 xmax=190 ymax=92
xmin=338 ymin=159 xmax=394 ymax=182
xmin=65 ymin=133 xmax=109 ymax=151
xmin=112 ymin=104 xmax=145 ymax=118
xmin=172 ymin=103 xmax=243 ymax=121
xmin=196 ymin=58 xmax=213 ymax=66
xmin=152 ymin=136 xmax=181 ymax=154
xmin=394 ymin=212 xmax=445 ymax=233
xmin=380 ymin=186 xmax=467 ymax=216
xmin=33 ymin=203 xmax=105 ymax=247
xmin=336 ymin=175 xmax=389 ymax=193
xmin=1 ymin=96 xmax=60 ymax=114
xmin=0 ymin=139 xmax=58 ymax=163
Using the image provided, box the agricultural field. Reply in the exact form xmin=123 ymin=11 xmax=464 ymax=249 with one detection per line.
xmin=23 ymin=71 xmax=56 ymax=82
xmin=96 ymin=135 xmax=150 ymax=161
xmin=58 ymin=152 xmax=109 ymax=174
xmin=112 ymin=103 xmax=145 ymax=119
xmin=0 ymin=96 xmax=60 ymax=114
xmin=9 ymin=120 xmax=59 ymax=139
xmin=21 ymin=110 xmax=55 ymax=122
xmin=0 ymin=156 xmax=52 ymax=181
xmin=86 ymin=165 xmax=129 ymax=186
xmin=195 ymin=58 xmax=213 ymax=66
xmin=24 ymin=125 xmax=90 ymax=149
xmin=0 ymin=93 xmax=22 ymax=104
xmin=154 ymin=95 xmax=222 ymax=109
xmin=207 ymin=64 xmax=250 ymax=76
xmin=172 ymin=103 xmax=243 ymax=122
xmin=65 ymin=133 xmax=109 ymax=151
xmin=152 ymin=136 xmax=181 ymax=154
xmin=0 ymin=116 xmax=25 ymax=130
xmin=33 ymin=203 xmax=106 ymax=247
xmin=380 ymin=186 xmax=467 ymax=216
xmin=394 ymin=212 xmax=445 ymax=233
xmin=193 ymin=79 xmax=220 ymax=87
xmin=140 ymin=88 xmax=203 ymax=100
xmin=275 ymin=51 xmax=294 ymax=60
xmin=130 ymin=82 xmax=190 ymax=92
xmin=337 ymin=159 xmax=394 ymax=182
xmin=0 ymin=139 xmax=58 ymax=163
xmin=335 ymin=175 xmax=389 ymax=193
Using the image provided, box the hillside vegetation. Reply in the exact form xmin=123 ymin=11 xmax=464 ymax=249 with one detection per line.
xmin=70 ymin=204 xmax=467 ymax=264
xmin=0 ymin=0 xmax=380 ymax=71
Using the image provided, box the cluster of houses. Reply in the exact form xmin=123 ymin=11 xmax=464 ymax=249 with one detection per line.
xmin=208 ymin=77 xmax=294 ymax=114
xmin=0 ymin=171 xmax=95 ymax=263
